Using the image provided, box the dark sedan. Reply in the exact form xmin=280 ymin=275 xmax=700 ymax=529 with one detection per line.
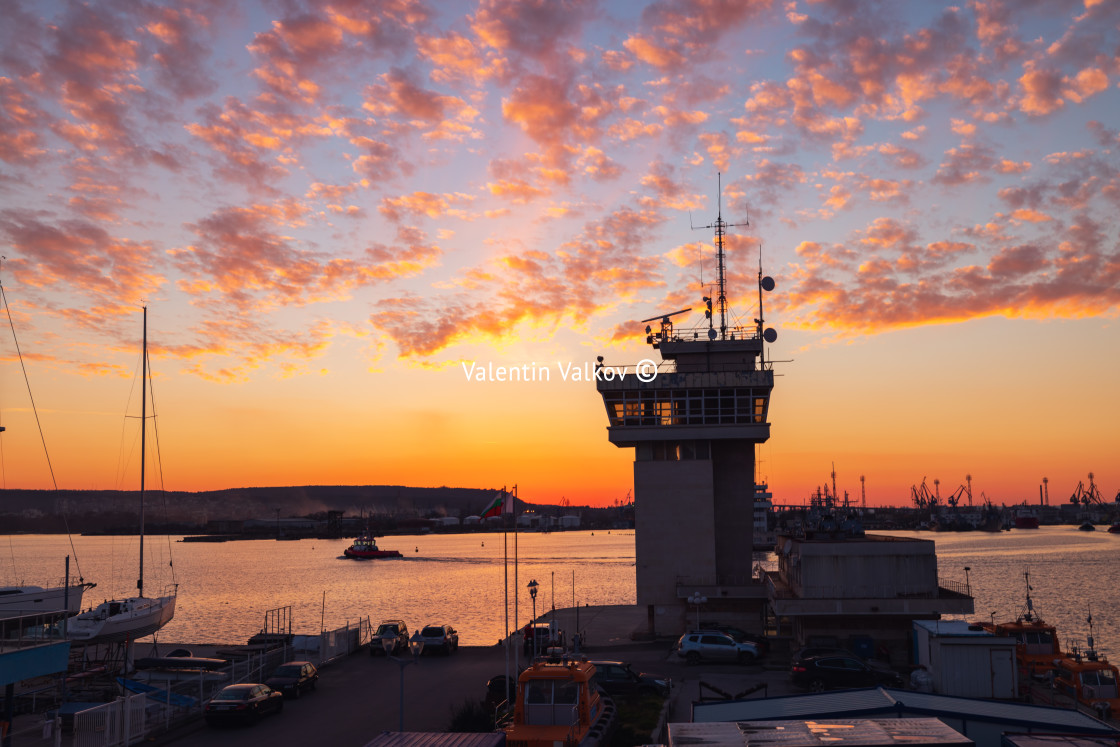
xmin=589 ymin=660 xmax=670 ymax=697
xmin=790 ymin=654 xmax=903 ymax=692
xmin=204 ymin=683 xmax=284 ymax=725
xmin=265 ymin=661 xmax=319 ymax=698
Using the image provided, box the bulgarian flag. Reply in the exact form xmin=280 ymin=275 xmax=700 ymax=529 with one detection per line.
xmin=481 ymin=491 xmax=507 ymax=518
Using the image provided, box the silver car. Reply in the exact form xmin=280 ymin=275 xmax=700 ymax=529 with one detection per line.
xmin=676 ymin=631 xmax=760 ymax=664
xmin=418 ymin=624 xmax=459 ymax=655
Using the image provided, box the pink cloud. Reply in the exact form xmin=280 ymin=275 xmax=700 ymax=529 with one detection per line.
xmin=171 ymin=206 xmax=440 ymax=311
xmin=0 ymin=210 xmax=166 ymax=313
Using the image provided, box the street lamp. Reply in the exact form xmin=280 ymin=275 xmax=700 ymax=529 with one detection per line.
xmin=527 ymin=579 xmax=539 ymax=659
xmin=383 ymin=630 xmax=425 ymax=731
xmin=964 ymin=566 xmax=971 ymax=596
xmin=687 ymin=591 xmax=707 ymax=632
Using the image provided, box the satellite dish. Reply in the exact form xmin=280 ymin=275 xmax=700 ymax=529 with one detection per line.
xmin=761 ymin=276 xmax=775 ymax=292
xmin=708 ymin=328 xmax=717 ymax=340
xmin=763 ymin=328 xmax=778 ymax=343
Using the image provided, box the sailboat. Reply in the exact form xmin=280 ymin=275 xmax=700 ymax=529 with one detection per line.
xmin=68 ymin=307 xmax=177 ymax=643
xmin=0 ymin=579 xmax=96 ymax=623
xmin=0 ymin=271 xmax=96 ymax=624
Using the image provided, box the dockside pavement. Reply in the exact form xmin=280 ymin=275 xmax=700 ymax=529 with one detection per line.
xmin=146 ymin=604 xmax=798 ymax=747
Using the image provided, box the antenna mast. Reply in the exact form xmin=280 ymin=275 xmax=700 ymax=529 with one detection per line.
xmin=695 ymin=173 xmax=747 ymax=341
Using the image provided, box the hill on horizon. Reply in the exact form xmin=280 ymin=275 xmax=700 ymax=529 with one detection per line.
xmin=0 ymin=484 xmax=570 ymax=532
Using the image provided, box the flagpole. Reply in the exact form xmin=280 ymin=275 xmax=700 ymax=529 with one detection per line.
xmin=513 ymin=484 xmax=519 ymax=678
xmin=502 ymin=487 xmax=510 ymax=709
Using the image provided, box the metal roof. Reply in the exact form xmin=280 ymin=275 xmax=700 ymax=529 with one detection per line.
xmin=914 ymin=620 xmax=996 ymax=637
xmin=363 ymin=732 xmax=505 ymax=747
xmin=691 ymin=688 xmax=1118 ymax=734
xmin=669 ymin=718 xmax=974 ymax=747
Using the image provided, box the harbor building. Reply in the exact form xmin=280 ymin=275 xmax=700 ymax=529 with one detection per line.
xmin=766 ymin=532 xmax=975 ymax=661
xmin=596 ymin=200 xmax=777 ymax=634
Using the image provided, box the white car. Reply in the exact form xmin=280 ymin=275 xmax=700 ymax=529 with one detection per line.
xmin=675 ymin=631 xmax=761 ymax=664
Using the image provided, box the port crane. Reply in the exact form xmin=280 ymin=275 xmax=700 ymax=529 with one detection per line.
xmin=911 ymin=478 xmax=938 ymax=510
xmin=1069 ymin=473 xmax=1105 ymax=505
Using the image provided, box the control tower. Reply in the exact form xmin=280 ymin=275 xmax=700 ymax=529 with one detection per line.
xmin=596 ymin=192 xmax=776 ymax=634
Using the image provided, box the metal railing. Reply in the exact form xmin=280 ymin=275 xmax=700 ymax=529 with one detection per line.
xmin=55 ymin=616 xmax=371 ymax=746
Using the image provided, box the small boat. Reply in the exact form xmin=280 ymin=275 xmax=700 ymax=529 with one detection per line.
xmin=1108 ymin=522 xmax=1120 ymax=534
xmin=503 ymin=658 xmax=616 ymax=747
xmin=68 ymin=308 xmax=176 ymax=643
xmin=1053 ymin=614 xmax=1119 ymax=721
xmin=1078 ymin=521 xmax=1096 ymax=531
xmin=343 ymin=533 xmax=402 ymax=559
xmin=981 ymin=571 xmax=1062 ymax=677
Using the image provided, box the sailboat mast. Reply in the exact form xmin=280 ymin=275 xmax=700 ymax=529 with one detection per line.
xmin=138 ymin=306 xmax=146 ymax=598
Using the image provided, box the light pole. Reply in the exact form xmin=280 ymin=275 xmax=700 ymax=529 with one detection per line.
xmin=964 ymin=566 xmax=971 ymax=596
xmin=528 ymin=579 xmax=539 ymax=659
xmin=687 ymin=591 xmax=707 ymax=632
xmin=383 ymin=630 xmax=424 ymax=731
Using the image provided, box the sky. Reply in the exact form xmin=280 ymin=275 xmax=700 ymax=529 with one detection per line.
xmin=0 ymin=0 xmax=1118 ymax=510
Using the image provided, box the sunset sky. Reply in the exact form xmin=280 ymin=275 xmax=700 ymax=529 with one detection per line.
xmin=1 ymin=0 xmax=1117 ymax=509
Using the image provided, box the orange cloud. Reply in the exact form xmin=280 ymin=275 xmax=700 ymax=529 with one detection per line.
xmin=379 ymin=191 xmax=476 ymax=222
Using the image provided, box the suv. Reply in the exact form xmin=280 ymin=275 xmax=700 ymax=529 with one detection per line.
xmin=371 ymin=620 xmax=409 ymax=656
xmin=523 ymin=623 xmax=563 ymax=657
xmin=676 ymin=631 xmax=761 ymax=664
xmin=700 ymin=621 xmax=771 ymax=656
xmin=418 ymin=624 xmax=459 ymax=655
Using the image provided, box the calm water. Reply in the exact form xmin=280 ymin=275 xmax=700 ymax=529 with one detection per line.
xmin=4 ymin=527 xmax=1117 ymax=653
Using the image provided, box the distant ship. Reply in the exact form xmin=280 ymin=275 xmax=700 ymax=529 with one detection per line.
xmin=1013 ymin=508 xmax=1040 ymax=529
xmin=343 ymin=533 xmax=402 ymax=559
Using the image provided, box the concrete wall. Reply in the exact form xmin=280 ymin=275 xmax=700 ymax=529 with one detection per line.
xmin=789 ymin=539 xmax=938 ymax=598
xmin=634 ymin=459 xmax=715 ymax=610
xmin=711 ymin=439 xmax=756 ymax=581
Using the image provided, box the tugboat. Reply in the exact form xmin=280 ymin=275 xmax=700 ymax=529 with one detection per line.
xmin=343 ymin=533 xmax=402 ymax=559
xmin=503 ymin=658 xmax=616 ymax=747
xmin=981 ymin=571 xmax=1062 ymax=678
xmin=1053 ymin=612 xmax=1119 ymax=721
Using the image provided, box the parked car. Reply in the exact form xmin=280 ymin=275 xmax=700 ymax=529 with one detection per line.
xmin=589 ymin=660 xmax=670 ymax=697
xmin=419 ymin=624 xmax=459 ymax=654
xmin=204 ymin=683 xmax=284 ymax=725
xmin=791 ymin=646 xmax=860 ymax=667
xmin=675 ymin=631 xmax=761 ymax=664
xmin=700 ymin=621 xmax=771 ymax=655
xmin=264 ymin=660 xmax=318 ymax=698
xmin=484 ymin=674 xmax=514 ymax=712
xmin=371 ymin=620 xmax=409 ymax=656
xmin=523 ymin=623 xmax=563 ymax=657
xmin=790 ymin=654 xmax=903 ymax=692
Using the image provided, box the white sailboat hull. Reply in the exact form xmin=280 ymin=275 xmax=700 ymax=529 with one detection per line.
xmin=0 ymin=583 xmax=95 ymax=621
xmin=68 ymin=592 xmax=176 ymax=643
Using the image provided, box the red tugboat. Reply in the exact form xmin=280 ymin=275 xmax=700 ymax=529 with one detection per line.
xmin=343 ymin=533 xmax=402 ymax=559
xmin=1054 ymin=612 xmax=1119 ymax=721
xmin=981 ymin=571 xmax=1062 ymax=678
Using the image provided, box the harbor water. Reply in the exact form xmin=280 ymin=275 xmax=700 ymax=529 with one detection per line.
xmin=4 ymin=527 xmax=1117 ymax=653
